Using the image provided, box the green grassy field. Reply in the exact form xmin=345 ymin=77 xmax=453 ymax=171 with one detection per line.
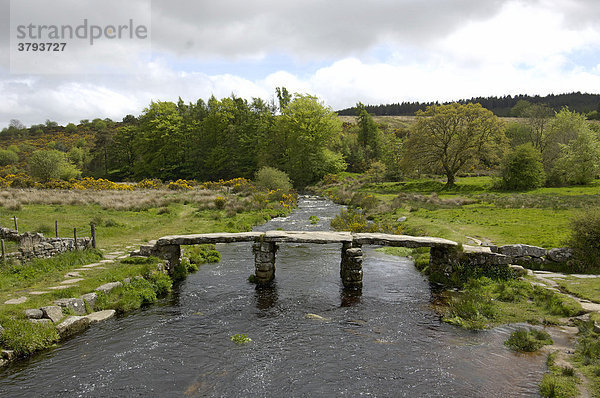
xmin=317 ymin=175 xmax=600 ymax=248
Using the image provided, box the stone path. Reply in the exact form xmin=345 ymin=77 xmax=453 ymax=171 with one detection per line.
xmin=2 ymin=250 xmax=126 ymax=302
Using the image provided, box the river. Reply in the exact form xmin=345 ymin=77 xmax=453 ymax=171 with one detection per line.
xmin=0 ymin=196 xmax=550 ymax=397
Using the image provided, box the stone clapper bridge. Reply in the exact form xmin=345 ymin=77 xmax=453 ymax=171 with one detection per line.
xmin=134 ymin=231 xmax=511 ymax=289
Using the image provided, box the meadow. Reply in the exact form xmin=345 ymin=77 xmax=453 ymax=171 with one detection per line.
xmin=315 ymin=174 xmax=600 ymax=248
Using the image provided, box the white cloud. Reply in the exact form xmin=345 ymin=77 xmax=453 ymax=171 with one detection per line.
xmin=1 ymin=0 xmax=600 ymax=127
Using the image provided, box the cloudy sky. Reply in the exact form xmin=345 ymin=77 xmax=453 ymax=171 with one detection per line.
xmin=1 ymin=0 xmax=600 ymax=127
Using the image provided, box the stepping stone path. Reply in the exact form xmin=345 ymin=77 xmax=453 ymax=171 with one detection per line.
xmin=48 ymin=286 xmax=71 ymax=290
xmin=65 ymin=272 xmax=82 ymax=278
xmin=28 ymin=291 xmax=49 ymax=295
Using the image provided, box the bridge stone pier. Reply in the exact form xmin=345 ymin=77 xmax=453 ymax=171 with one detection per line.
xmin=135 ymin=231 xmax=509 ymax=289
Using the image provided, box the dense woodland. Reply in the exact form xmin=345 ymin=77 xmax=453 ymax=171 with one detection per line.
xmin=337 ymin=92 xmax=600 ymax=119
xmin=1 ymin=89 xmax=600 ymax=189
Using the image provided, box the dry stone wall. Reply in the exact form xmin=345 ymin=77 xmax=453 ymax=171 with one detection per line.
xmin=0 ymin=227 xmax=91 ymax=261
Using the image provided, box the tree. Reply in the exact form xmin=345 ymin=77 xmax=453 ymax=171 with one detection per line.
xmin=542 ymin=107 xmax=589 ymax=173
xmin=277 ymin=94 xmax=345 ymax=187
xmin=524 ymin=103 xmax=553 ymax=152
xmin=500 ymin=144 xmax=546 ymax=190
xmin=356 ymin=103 xmax=382 ymax=165
xmin=402 ymin=103 xmax=507 ymax=187
xmin=548 ymin=128 xmax=600 ymax=185
xmin=275 ymin=87 xmax=292 ymax=112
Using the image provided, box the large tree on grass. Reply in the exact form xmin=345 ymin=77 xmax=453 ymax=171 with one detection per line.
xmin=402 ymin=103 xmax=507 ymax=187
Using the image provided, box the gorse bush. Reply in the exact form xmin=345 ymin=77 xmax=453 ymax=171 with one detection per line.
xmin=330 ymin=208 xmax=379 ymax=233
xmin=568 ymin=208 xmax=600 ymax=272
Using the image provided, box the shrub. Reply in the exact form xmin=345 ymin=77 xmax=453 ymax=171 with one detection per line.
xmin=29 ymin=150 xmax=80 ymax=182
xmin=499 ymin=144 xmax=546 ymax=190
xmin=0 ymin=149 xmax=19 ymax=166
xmin=504 ymin=328 xmax=553 ymax=352
xmin=568 ymin=208 xmax=600 ymax=272
xmin=254 ymin=166 xmax=292 ymax=193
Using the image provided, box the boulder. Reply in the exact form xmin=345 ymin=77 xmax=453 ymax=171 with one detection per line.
xmin=95 ymin=282 xmax=122 ymax=293
xmin=24 ymin=309 xmax=43 ymax=319
xmin=498 ymin=244 xmax=547 ymax=258
xmin=41 ymin=305 xmax=64 ymax=323
xmin=54 ymin=298 xmax=86 ymax=315
xmin=55 ymin=316 xmax=90 ymax=338
xmin=81 ymin=293 xmax=97 ymax=311
xmin=547 ymin=247 xmax=573 ymax=263
xmin=1 ymin=350 xmax=15 ymax=360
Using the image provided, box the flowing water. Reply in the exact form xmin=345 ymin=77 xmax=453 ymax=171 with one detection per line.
xmin=0 ymin=196 xmax=560 ymax=397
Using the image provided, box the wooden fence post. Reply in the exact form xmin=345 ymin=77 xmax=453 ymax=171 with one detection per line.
xmin=1 ymin=239 xmax=5 ymax=261
xmin=13 ymin=216 xmax=17 ymax=232
xmin=55 ymin=220 xmax=58 ymax=237
xmin=91 ymin=223 xmax=96 ymax=249
xmin=74 ymin=227 xmax=78 ymax=250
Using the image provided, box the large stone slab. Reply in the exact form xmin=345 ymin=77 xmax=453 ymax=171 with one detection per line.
xmin=56 ymin=316 xmax=90 ymax=338
xmin=157 ymin=232 xmax=262 ymax=246
xmin=352 ymin=233 xmax=458 ymax=249
xmin=262 ymin=231 xmax=353 ymax=244
xmin=85 ymin=310 xmax=116 ymax=324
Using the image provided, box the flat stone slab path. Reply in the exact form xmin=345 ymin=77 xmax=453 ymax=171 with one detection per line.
xmin=155 ymin=231 xmax=459 ymax=249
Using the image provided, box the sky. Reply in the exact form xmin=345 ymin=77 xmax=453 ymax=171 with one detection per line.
xmin=1 ymin=0 xmax=600 ymax=127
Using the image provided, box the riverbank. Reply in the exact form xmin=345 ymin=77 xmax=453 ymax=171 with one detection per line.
xmin=316 ymin=174 xmax=600 ymax=397
xmin=0 ymin=185 xmax=297 ymax=366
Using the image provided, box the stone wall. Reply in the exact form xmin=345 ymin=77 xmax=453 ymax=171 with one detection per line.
xmin=429 ymin=243 xmax=574 ymax=279
xmin=1 ymin=227 xmax=91 ymax=262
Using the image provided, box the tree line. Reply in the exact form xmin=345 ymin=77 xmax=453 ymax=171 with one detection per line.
xmin=1 ymin=91 xmax=599 ymax=190
xmin=337 ymin=92 xmax=600 ymax=119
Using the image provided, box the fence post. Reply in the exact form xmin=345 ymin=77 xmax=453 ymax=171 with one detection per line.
xmin=13 ymin=216 xmax=17 ymax=232
xmin=1 ymin=239 xmax=5 ymax=261
xmin=55 ymin=220 xmax=58 ymax=237
xmin=74 ymin=227 xmax=78 ymax=250
xmin=91 ymin=223 xmax=96 ymax=249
